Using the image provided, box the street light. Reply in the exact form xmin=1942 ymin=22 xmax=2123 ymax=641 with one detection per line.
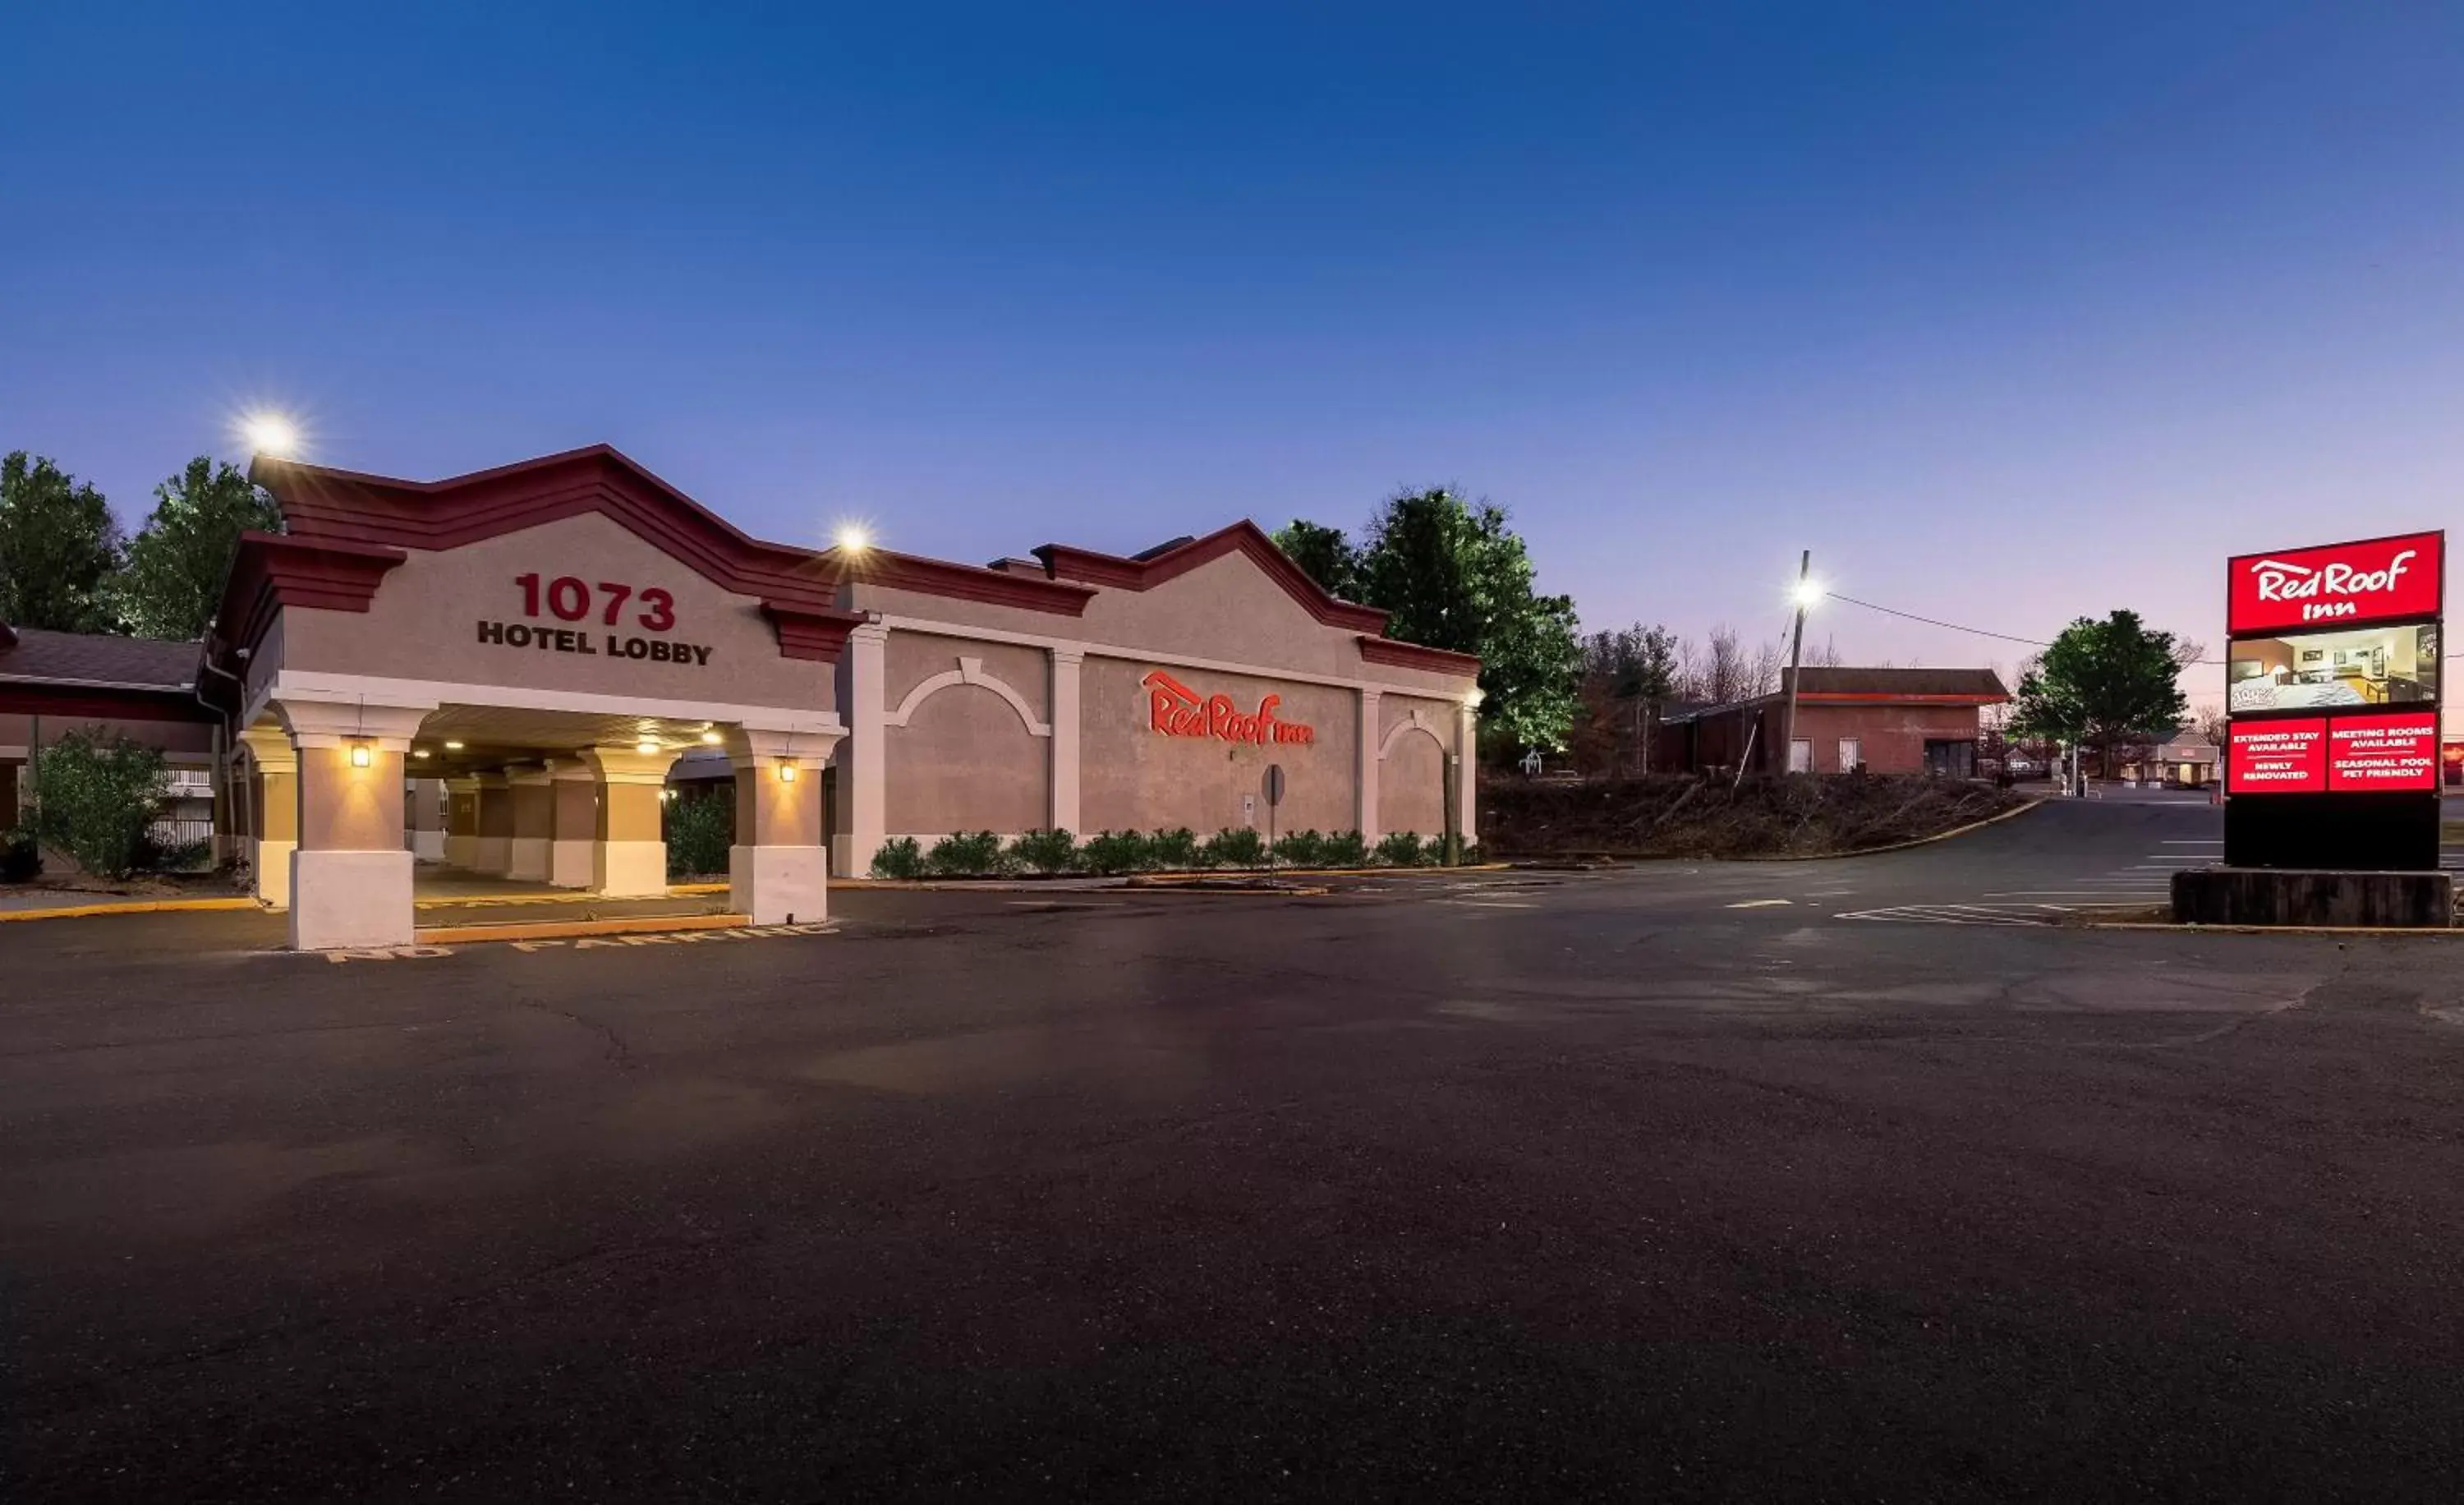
xmin=239 ymin=411 xmax=301 ymax=458
xmin=1782 ymin=551 xmax=1816 ymax=774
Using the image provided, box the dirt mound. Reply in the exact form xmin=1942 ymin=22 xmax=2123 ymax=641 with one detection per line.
xmin=1481 ymin=775 xmax=2026 ymax=859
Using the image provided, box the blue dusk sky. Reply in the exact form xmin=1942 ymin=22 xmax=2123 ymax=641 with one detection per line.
xmin=7 ymin=2 xmax=2462 ymax=710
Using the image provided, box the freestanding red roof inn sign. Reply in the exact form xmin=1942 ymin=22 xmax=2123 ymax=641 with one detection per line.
xmin=2223 ymin=529 xmax=2444 ymax=870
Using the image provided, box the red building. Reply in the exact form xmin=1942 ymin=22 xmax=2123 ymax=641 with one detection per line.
xmin=1654 ymin=667 xmax=2011 ymax=777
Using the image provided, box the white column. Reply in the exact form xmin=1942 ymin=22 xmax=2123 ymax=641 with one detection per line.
xmin=407 ymin=778 xmax=448 ymax=862
xmin=1456 ymin=699 xmax=1479 ymax=845
xmin=582 ymin=746 xmax=673 ymax=898
xmin=547 ymin=759 xmax=597 ymax=888
xmin=832 ymin=621 xmax=890 ymax=877
xmin=726 ymin=724 xmax=845 ymax=924
xmin=1356 ymin=688 xmax=1381 ymax=843
xmin=239 ymin=725 xmax=297 ymax=910
xmin=275 ymin=695 xmax=434 ymax=951
xmin=506 ymin=762 xmax=554 ymax=881
xmin=1049 ymin=647 xmax=1083 ymax=833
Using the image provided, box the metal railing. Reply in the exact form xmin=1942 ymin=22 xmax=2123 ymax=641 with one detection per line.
xmin=145 ymin=817 xmax=215 ymax=851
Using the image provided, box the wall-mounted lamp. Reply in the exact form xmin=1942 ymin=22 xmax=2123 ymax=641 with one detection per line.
xmin=349 ymin=741 xmax=373 ymax=768
xmin=701 ymin=729 xmax=723 ymax=745
xmin=777 ymin=761 xmax=798 ymax=783
xmin=635 ymin=739 xmax=660 ymax=755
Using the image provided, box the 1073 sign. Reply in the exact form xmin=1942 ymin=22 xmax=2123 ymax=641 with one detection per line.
xmin=514 ymin=573 xmax=676 ymax=630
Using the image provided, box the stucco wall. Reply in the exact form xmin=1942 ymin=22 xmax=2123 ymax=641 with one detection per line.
xmin=853 ymin=549 xmax=1476 ymax=701
xmin=1377 ymin=697 xmax=1452 ymax=837
xmin=885 ymin=684 xmax=1047 ymax=834
xmin=885 ymin=633 xmax=1050 ymax=725
xmin=275 ymin=512 xmax=836 ymax=714
xmin=1079 ymin=656 xmax=1358 ymax=835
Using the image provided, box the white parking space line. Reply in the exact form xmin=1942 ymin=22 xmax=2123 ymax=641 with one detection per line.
xmin=1726 ymin=899 xmax=1794 ymax=909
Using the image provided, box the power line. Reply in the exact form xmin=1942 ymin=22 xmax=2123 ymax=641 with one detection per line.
xmin=1818 ymin=591 xmax=2053 ymax=650
xmin=1823 ymin=590 xmax=2464 ymax=665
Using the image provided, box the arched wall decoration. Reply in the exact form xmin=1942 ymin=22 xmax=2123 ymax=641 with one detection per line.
xmin=1379 ymin=706 xmax=1448 ymax=760
xmin=885 ymin=656 xmax=1052 ymax=738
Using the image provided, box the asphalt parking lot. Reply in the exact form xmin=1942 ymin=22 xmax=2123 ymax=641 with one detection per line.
xmin=8 ymin=798 xmax=2464 ymax=1500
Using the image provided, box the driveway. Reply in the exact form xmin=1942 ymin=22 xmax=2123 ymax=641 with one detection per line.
xmin=5 ymin=804 xmax=2463 ymax=1500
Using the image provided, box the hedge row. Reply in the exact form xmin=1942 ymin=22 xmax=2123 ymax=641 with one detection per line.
xmin=869 ymin=827 xmax=1469 ymax=879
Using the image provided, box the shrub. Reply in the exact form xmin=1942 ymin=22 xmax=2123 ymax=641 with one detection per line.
xmin=1078 ymin=829 xmax=1149 ymax=874
xmin=663 ymin=789 xmax=733 ymax=878
xmin=1007 ymin=828 xmax=1078 ymax=874
xmin=1270 ymin=829 xmax=1326 ymax=869
xmin=1202 ymin=826 xmax=1267 ymax=870
xmin=1319 ymin=830 xmax=1368 ymax=868
xmin=1374 ymin=831 xmax=1431 ymax=868
xmin=26 ymin=730 xmax=167 ymax=879
xmin=870 ymin=836 xmax=927 ymax=879
xmin=1147 ymin=827 xmax=1200 ymax=871
xmin=926 ymin=830 xmax=1010 ymax=877
xmin=2 ymin=827 xmax=40 ymax=882
xmin=135 ymin=833 xmax=214 ymax=873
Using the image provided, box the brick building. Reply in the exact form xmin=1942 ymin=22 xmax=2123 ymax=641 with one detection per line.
xmin=1654 ymin=667 xmax=2010 ymax=777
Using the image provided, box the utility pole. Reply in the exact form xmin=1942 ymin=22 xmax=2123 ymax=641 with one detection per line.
xmin=1781 ymin=550 xmax=1812 ymax=775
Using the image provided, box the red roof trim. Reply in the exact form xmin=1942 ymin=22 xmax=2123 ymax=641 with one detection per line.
xmin=214 ymin=532 xmax=411 ymax=658
xmin=760 ymin=602 xmax=861 ymax=663
xmin=850 ymin=550 xmax=1095 ymax=616
xmin=1035 ymin=522 xmax=1392 ymax=634
xmin=250 ymin=445 xmax=1087 ymax=625
xmin=0 ymin=683 xmax=216 ymax=723
xmin=1357 ymin=635 xmax=1482 ymax=675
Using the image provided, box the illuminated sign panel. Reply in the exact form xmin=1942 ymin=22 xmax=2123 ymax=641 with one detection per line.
xmin=2327 ymin=714 xmax=2439 ymax=791
xmin=1141 ymin=670 xmax=1317 ymax=746
xmin=2223 ymin=528 xmax=2444 ymax=868
xmin=2227 ymin=532 xmax=2442 ymax=636
xmin=2227 ymin=719 xmax=2325 ymax=794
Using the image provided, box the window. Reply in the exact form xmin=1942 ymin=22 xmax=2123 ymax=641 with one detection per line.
xmin=1789 ymin=739 xmax=1812 ymax=774
xmin=1837 ymin=737 xmax=1861 ymax=772
xmin=1924 ymin=740 xmax=1976 ymax=779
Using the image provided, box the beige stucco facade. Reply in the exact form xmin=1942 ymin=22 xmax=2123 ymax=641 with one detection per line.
xmin=834 ymin=534 xmax=1482 ymax=871
xmin=208 ymin=445 xmax=1479 ymax=946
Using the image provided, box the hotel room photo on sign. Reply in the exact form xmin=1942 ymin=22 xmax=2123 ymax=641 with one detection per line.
xmin=2227 ymin=623 xmax=2440 ymax=712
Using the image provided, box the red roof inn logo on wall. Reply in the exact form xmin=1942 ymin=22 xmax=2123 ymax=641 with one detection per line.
xmin=2227 ymin=531 xmax=2443 ymax=635
xmin=1142 ymin=670 xmax=1316 ymax=746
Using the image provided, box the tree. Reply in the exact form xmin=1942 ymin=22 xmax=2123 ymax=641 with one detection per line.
xmin=2008 ymin=611 xmax=2190 ymax=782
xmin=113 ymin=457 xmax=282 ymax=639
xmin=1355 ymin=489 xmax=1583 ymax=753
xmin=1576 ymin=624 xmax=1682 ymax=775
xmin=0 ymin=453 xmax=123 ymax=632
xmin=1271 ymin=519 xmax=1363 ymax=602
xmin=25 ymin=729 xmax=168 ymax=879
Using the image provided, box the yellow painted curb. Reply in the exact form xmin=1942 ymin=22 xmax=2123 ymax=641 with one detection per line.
xmin=415 ymin=913 xmax=752 ymax=945
xmin=413 ymin=884 xmax=727 ymax=909
xmin=0 ymin=895 xmax=261 ymax=923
